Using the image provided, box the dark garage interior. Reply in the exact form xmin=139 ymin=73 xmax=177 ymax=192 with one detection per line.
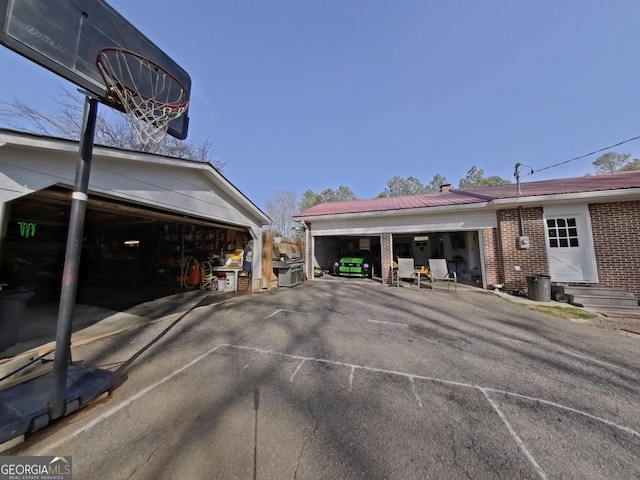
xmin=0 ymin=186 xmax=250 ymax=306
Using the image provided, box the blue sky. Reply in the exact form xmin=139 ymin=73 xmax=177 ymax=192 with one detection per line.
xmin=2 ymin=1 xmax=640 ymax=210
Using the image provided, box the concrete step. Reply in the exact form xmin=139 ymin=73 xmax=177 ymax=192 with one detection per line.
xmin=552 ymin=285 xmax=636 ymax=299
xmin=551 ymin=285 xmax=639 ymax=313
xmin=567 ymin=294 xmax=640 ymax=308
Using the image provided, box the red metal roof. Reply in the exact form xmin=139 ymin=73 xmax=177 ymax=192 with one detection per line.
xmin=294 ymin=171 xmax=640 ymax=218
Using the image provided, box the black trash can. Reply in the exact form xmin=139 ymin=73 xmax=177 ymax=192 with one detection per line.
xmin=527 ymin=274 xmax=551 ymax=302
xmin=0 ymin=287 xmax=35 ymax=351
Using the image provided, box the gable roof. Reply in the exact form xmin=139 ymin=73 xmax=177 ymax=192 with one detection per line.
xmin=0 ymin=128 xmax=271 ymax=227
xmin=294 ymin=171 xmax=640 ymax=219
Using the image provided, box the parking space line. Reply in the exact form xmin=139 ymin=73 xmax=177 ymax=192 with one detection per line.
xmin=483 ymin=387 xmax=640 ymax=439
xmin=222 ymin=344 xmax=640 ymax=439
xmin=409 ymin=377 xmax=423 ymax=408
xmin=264 ymin=309 xmax=311 ymax=320
xmin=36 ymin=344 xmax=226 ymax=456
xmin=368 ymin=319 xmax=409 ymax=327
xmin=349 ymin=366 xmax=355 ymax=391
xmin=495 ymin=336 xmax=629 ymax=372
xmin=496 ymin=336 xmax=528 ymax=344
xmin=559 ymin=350 xmax=622 ymax=370
xmin=290 ymin=359 xmax=306 ymax=382
xmin=480 ymin=388 xmax=548 ymax=480
xmin=37 ymin=342 xmax=639 ymax=461
xmin=241 ymin=352 xmax=265 ymax=373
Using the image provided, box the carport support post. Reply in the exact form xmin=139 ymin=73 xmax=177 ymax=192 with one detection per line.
xmin=50 ymin=96 xmax=98 ymax=420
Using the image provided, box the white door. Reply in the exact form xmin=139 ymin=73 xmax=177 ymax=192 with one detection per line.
xmin=544 ymin=206 xmax=597 ymax=283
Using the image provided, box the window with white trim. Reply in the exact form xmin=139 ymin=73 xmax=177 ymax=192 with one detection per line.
xmin=547 ymin=217 xmax=579 ymax=248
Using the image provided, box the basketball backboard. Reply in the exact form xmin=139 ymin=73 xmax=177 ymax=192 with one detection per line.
xmin=0 ymin=0 xmax=191 ymax=139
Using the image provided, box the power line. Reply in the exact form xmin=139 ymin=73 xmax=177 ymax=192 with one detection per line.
xmin=522 ymin=134 xmax=640 ymax=177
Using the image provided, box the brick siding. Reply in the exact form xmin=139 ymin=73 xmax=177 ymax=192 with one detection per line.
xmin=493 ymin=207 xmax=548 ymax=294
xmin=480 ymin=227 xmax=501 ymax=287
xmin=589 ymin=201 xmax=640 ymax=299
xmin=237 ymin=274 xmax=251 ymax=293
xmin=306 ymin=199 xmax=640 ymax=300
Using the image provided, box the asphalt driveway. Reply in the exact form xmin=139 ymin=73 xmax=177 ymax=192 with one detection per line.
xmin=8 ymin=278 xmax=640 ymax=479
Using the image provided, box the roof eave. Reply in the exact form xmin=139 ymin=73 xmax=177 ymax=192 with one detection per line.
xmin=0 ymin=129 xmax=272 ymax=226
xmin=295 ymin=187 xmax=640 ymax=222
xmin=490 ymin=188 xmax=640 ymax=206
xmin=294 ymin=201 xmax=491 ymax=221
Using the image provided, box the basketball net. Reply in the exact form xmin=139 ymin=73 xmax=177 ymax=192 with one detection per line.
xmin=97 ymin=48 xmax=189 ymax=144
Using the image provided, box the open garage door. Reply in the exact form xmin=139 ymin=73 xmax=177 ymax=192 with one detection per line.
xmin=392 ymin=231 xmax=483 ymax=286
xmin=313 ymin=235 xmax=382 ymax=278
xmin=1 ymin=186 xmax=252 ymax=303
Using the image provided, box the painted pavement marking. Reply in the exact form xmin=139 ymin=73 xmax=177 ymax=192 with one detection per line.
xmin=34 ymin=341 xmax=640 ymax=478
xmin=480 ymin=388 xmax=548 ymax=480
xmin=36 ymin=344 xmax=225 ymax=456
xmin=241 ymin=351 xmax=266 ymax=374
xmin=290 ymin=359 xmax=306 ymax=382
xmin=496 ymin=336 xmax=528 ymax=345
xmin=264 ymin=308 xmax=311 ymax=320
xmin=408 ymin=377 xmax=423 ymax=408
xmin=495 ymin=335 xmax=630 ymax=372
xmin=223 ymin=344 xmax=638 ymax=479
xmin=368 ymin=319 xmax=409 ymax=327
xmin=348 ymin=366 xmax=355 ymax=391
xmin=221 ymin=344 xmax=640 ymax=438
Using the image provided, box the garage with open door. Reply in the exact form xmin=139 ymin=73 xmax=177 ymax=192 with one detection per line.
xmin=0 ymin=129 xmax=270 ymax=303
xmin=296 ymin=193 xmax=496 ymax=288
xmin=313 ymin=235 xmax=382 ymax=278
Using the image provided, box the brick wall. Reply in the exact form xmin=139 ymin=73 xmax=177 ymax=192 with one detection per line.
xmin=480 ymin=227 xmax=501 ymax=287
xmin=495 ymin=207 xmax=548 ymax=293
xmin=237 ymin=274 xmax=251 ymax=293
xmin=589 ymin=201 xmax=640 ymax=299
xmin=304 ymin=199 xmax=640 ymax=299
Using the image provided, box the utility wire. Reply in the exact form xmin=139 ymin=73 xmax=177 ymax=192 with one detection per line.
xmin=521 ymin=134 xmax=640 ymax=177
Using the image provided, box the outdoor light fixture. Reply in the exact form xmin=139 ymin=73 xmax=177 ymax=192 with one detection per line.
xmin=123 ymin=240 xmax=140 ymax=246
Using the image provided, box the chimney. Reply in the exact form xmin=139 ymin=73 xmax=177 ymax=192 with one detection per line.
xmin=440 ymin=184 xmax=452 ymax=192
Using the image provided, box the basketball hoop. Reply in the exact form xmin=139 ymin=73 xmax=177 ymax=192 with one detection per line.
xmin=97 ymin=48 xmax=189 ymax=144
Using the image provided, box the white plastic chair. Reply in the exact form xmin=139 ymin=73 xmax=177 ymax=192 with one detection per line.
xmin=428 ymin=258 xmax=457 ymax=291
xmin=397 ymin=258 xmax=420 ymax=288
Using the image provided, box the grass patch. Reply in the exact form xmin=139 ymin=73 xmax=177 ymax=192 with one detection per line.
xmin=526 ymin=305 xmax=598 ymax=320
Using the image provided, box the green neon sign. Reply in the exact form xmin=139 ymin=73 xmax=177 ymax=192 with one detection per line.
xmin=18 ymin=221 xmax=36 ymax=238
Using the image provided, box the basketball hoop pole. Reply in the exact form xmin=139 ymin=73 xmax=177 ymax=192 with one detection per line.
xmin=50 ymin=95 xmax=99 ymax=420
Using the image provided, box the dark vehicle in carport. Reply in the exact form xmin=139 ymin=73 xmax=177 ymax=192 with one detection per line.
xmin=333 ymin=252 xmax=373 ymax=278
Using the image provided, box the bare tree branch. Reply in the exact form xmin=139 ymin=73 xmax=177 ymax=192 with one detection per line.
xmin=0 ymin=86 xmax=227 ymax=170
xmin=265 ymin=190 xmax=300 ymax=237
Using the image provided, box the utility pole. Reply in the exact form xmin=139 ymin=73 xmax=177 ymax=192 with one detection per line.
xmin=514 ymin=163 xmax=534 ymax=195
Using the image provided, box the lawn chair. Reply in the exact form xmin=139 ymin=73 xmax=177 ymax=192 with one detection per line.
xmin=397 ymin=258 xmax=420 ymax=288
xmin=428 ymin=258 xmax=457 ymax=291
